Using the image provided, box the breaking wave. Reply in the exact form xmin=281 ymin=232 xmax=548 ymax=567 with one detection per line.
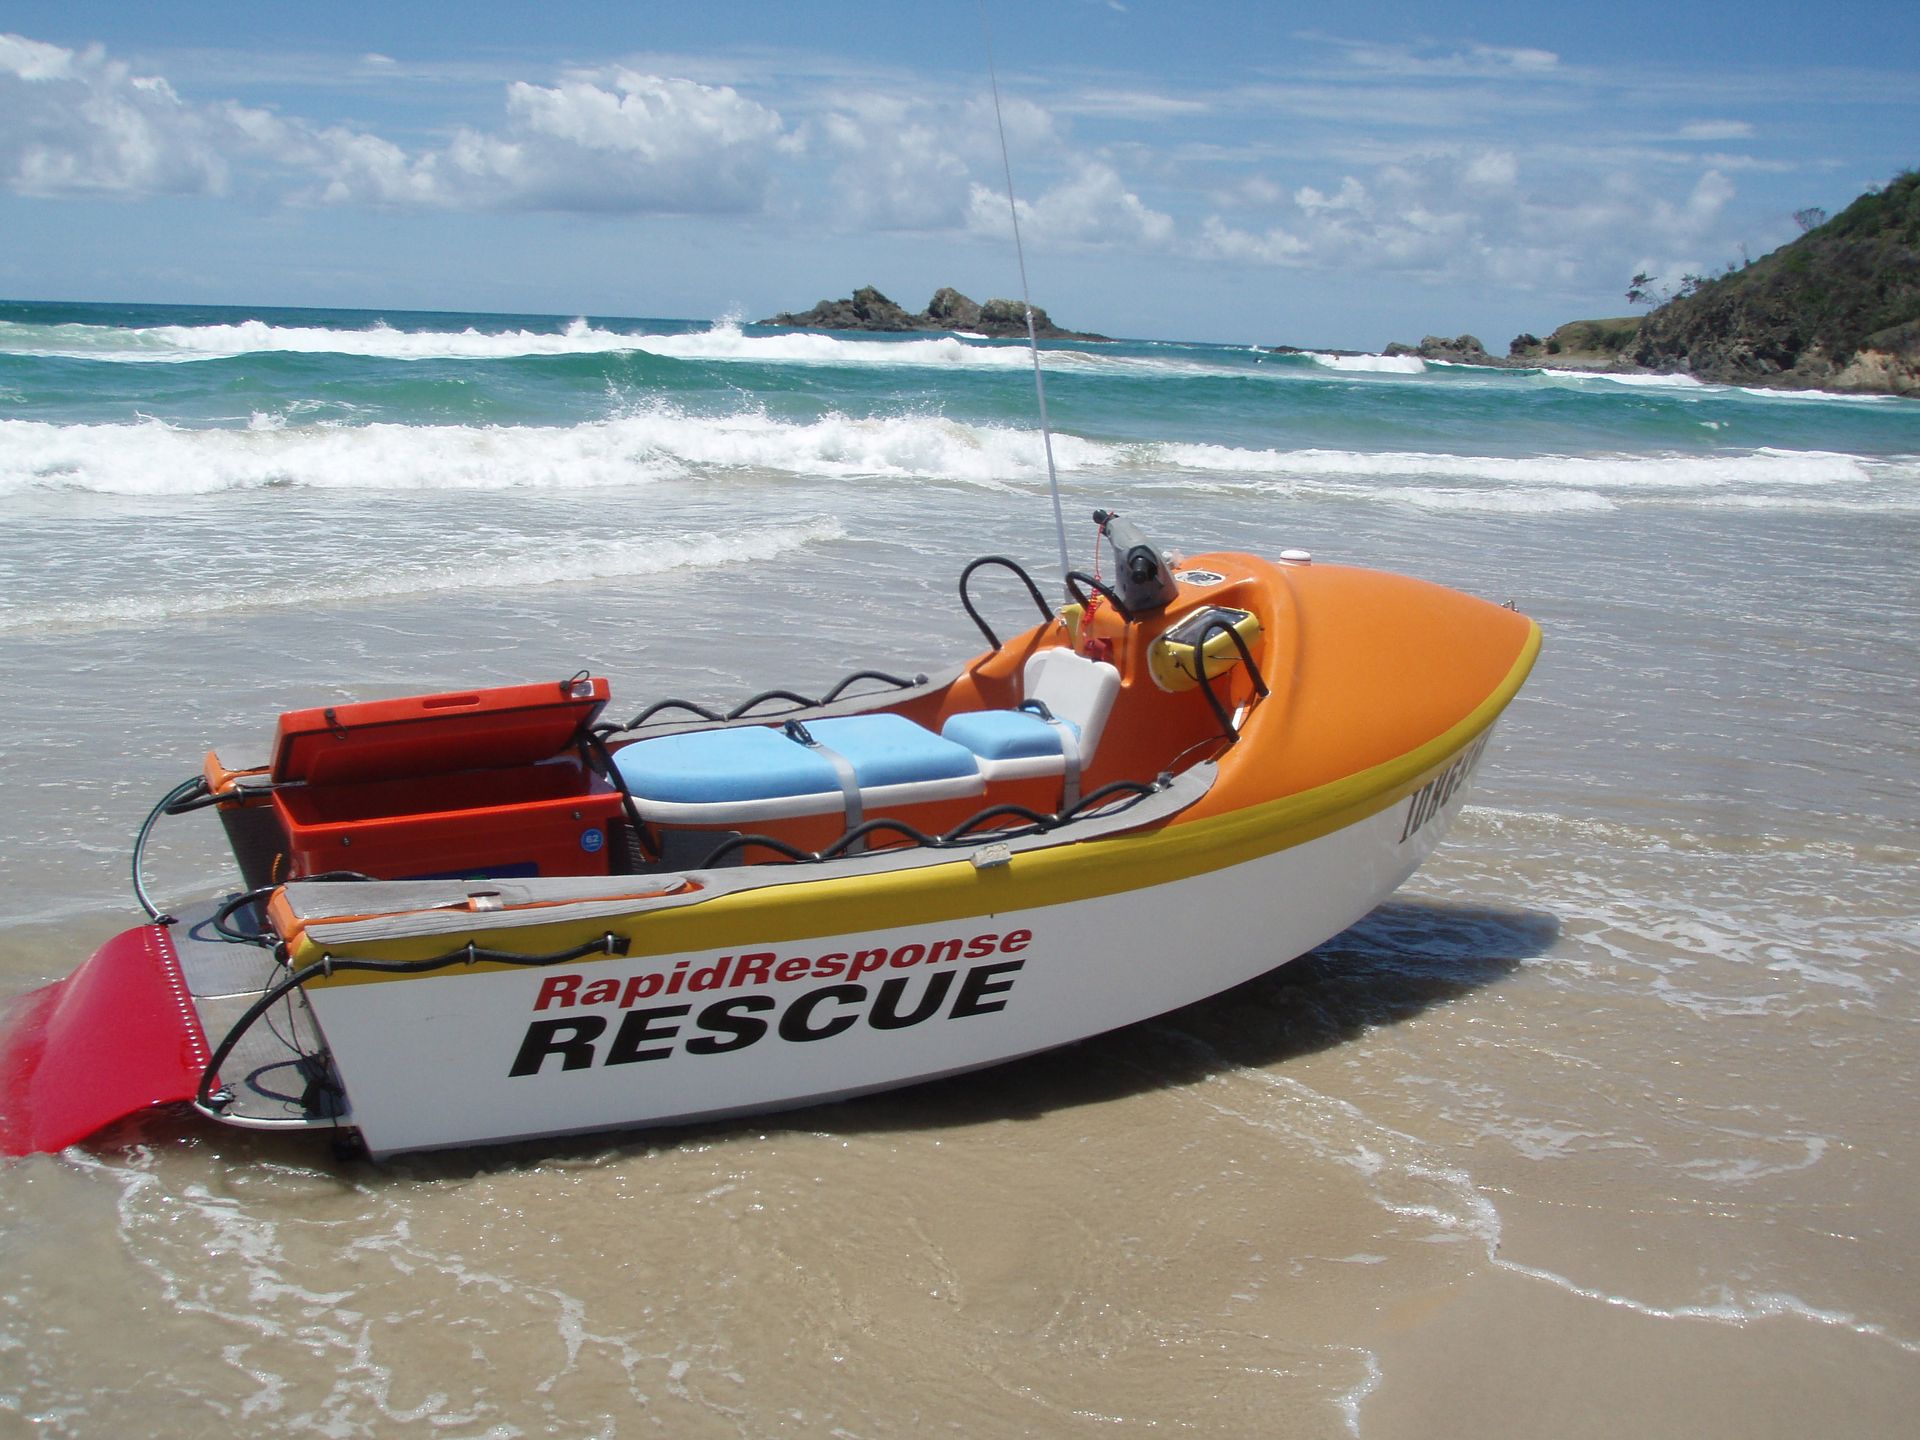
xmin=1 ymin=409 xmax=1911 ymax=512
xmin=0 ymin=315 xmax=1123 ymax=374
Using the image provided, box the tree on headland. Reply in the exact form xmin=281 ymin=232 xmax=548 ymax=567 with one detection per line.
xmin=1631 ymin=167 xmax=1920 ymax=392
xmin=1626 ymin=272 xmax=1661 ymax=307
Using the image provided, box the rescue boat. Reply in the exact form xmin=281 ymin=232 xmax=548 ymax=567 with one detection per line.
xmin=0 ymin=511 xmax=1538 ymax=1159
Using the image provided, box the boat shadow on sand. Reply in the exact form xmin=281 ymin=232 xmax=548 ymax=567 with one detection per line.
xmin=83 ymin=897 xmax=1557 ymax=1171
xmin=803 ymin=894 xmax=1560 ymax=1137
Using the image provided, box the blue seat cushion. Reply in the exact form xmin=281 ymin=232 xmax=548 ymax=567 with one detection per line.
xmin=615 ymin=714 xmax=978 ymax=806
xmin=614 ymin=726 xmax=839 ymax=804
xmin=807 ymin=714 xmax=981 ymax=787
xmin=941 ymin=708 xmax=1079 ymax=761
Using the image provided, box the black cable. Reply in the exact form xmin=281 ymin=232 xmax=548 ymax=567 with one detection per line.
xmin=163 ymin=784 xmax=265 ymax=815
xmin=1059 ymin=778 xmax=1161 ymax=818
xmin=696 ymin=833 xmax=816 ymax=867
xmin=198 ymin=930 xmax=631 ymax=1112
xmin=819 ymin=670 xmax=925 ymax=704
xmin=726 ymin=689 xmax=819 ymax=720
xmin=612 ymin=668 xmax=928 ymax=738
xmin=817 ymin=817 xmax=940 ymax=859
xmin=942 ymin=802 xmax=1055 ymax=839
xmin=208 ymin=870 xmax=377 ymax=945
xmin=212 ymin=887 xmax=281 ymax=945
xmin=579 ymin=728 xmax=655 ymax=864
xmin=696 ymin=777 xmax=1165 ymax=870
xmin=132 ymin=775 xmax=208 ymax=921
xmin=620 ymin=697 xmax=726 ymax=730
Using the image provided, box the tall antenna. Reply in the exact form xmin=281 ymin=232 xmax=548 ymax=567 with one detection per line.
xmin=980 ymin=3 xmax=1073 ymax=595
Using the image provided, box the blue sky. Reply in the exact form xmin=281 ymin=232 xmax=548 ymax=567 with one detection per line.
xmin=1 ymin=1 xmax=1915 ymax=347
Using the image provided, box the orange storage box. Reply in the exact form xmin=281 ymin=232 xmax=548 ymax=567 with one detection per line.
xmin=269 ymin=678 xmax=626 ymax=881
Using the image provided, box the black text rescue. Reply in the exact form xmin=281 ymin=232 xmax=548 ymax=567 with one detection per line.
xmin=509 ymin=929 xmax=1032 ymax=1076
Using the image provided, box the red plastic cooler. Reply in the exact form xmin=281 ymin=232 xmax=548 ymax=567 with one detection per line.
xmin=268 ymin=677 xmax=625 ymax=880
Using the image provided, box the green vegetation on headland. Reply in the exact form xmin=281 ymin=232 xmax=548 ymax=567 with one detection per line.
xmin=1384 ymin=169 xmax=1920 ymax=396
xmin=758 ymin=285 xmax=1108 ymax=341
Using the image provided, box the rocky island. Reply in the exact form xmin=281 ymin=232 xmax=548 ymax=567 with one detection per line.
xmin=758 ymin=285 xmax=1108 ymax=341
xmin=1377 ymin=169 xmax=1919 ymax=396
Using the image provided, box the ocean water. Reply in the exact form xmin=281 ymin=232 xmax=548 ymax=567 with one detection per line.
xmin=1 ymin=299 xmax=1917 ymax=1437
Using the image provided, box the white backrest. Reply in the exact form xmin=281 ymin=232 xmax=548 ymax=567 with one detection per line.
xmin=1022 ymin=649 xmax=1121 ymax=760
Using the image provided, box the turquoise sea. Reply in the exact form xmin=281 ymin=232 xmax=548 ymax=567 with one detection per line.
xmin=2 ymin=298 xmax=1918 ymax=1437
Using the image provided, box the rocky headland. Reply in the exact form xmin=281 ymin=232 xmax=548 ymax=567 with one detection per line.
xmin=1379 ymin=320 xmax=1648 ymax=375
xmin=758 ymin=285 xmax=1108 ymax=341
xmin=1374 ymin=169 xmax=1920 ymax=396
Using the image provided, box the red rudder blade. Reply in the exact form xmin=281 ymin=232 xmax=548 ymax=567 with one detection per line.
xmin=0 ymin=925 xmax=212 ymax=1156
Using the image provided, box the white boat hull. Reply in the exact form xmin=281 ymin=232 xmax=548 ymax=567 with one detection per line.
xmin=307 ymin=737 xmax=1482 ymax=1157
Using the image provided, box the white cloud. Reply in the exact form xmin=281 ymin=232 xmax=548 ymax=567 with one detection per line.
xmin=1462 ymin=149 xmax=1519 ymax=190
xmin=1318 ymin=35 xmax=1560 ymax=78
xmin=311 ymin=69 xmax=791 ymax=213
xmin=0 ymin=33 xmax=75 ymax=81
xmin=1196 ymin=150 xmax=1742 ymax=297
xmin=1197 ymin=215 xmax=1306 ymax=264
xmin=0 ymin=32 xmax=254 ymax=196
xmin=1055 ymin=87 xmax=1210 ymax=120
xmin=1294 ymin=175 xmax=1369 ymax=216
xmin=809 ymin=95 xmax=972 ymax=230
xmin=0 ymin=35 xmax=792 ymax=215
xmin=960 ymin=93 xmax=1060 ymax=156
xmin=1664 ymin=167 xmax=1736 ymax=234
xmin=967 ymin=161 xmax=1175 ymax=249
xmin=0 ymin=24 xmax=1788 ymax=324
xmin=1215 ymin=174 xmax=1283 ymax=209
xmin=1471 ymin=45 xmax=1559 ymax=73
xmin=1676 ymin=119 xmax=1753 ymax=142
xmin=308 ymin=127 xmax=442 ymax=206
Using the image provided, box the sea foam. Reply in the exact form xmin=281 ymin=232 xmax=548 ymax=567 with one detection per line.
xmin=0 ymin=410 xmax=1907 ymax=513
xmin=0 ymin=315 xmax=1122 ymax=374
xmin=1307 ymin=352 xmax=1428 ymax=374
xmin=0 ymin=518 xmax=845 ymax=635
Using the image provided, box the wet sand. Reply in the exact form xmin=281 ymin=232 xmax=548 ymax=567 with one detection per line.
xmin=2 ymin=486 xmax=1917 ymax=1437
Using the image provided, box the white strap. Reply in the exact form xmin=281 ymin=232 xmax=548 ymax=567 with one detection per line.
xmin=785 ymin=723 xmax=864 ymax=844
xmin=1046 ymin=716 xmax=1081 ymax=809
xmin=1021 ymin=701 xmax=1081 ymax=809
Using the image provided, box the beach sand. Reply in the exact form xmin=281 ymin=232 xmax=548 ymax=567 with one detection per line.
xmin=1 ymin=309 xmax=1916 ymax=1436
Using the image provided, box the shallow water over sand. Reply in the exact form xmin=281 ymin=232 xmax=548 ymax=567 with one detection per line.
xmin=2 ymin=307 xmax=1918 ymax=1436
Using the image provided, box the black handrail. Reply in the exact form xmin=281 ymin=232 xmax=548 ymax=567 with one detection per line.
xmin=695 ymin=777 xmax=1163 ymax=870
xmin=610 ymin=670 xmax=926 ymax=735
xmin=1191 ymin=616 xmax=1270 ymax=740
xmin=725 ymin=689 xmax=819 ymax=719
xmin=615 ymin=698 xmax=727 ymax=731
xmin=942 ymin=802 xmax=1057 ymax=839
xmin=817 ymin=817 xmax=937 ymax=859
xmin=1064 ymin=570 xmax=1134 ymax=622
xmin=958 ymin=555 xmax=1054 ymax=649
xmin=696 ymin=833 xmax=816 ymax=867
xmin=820 ymin=669 xmax=924 ymax=704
